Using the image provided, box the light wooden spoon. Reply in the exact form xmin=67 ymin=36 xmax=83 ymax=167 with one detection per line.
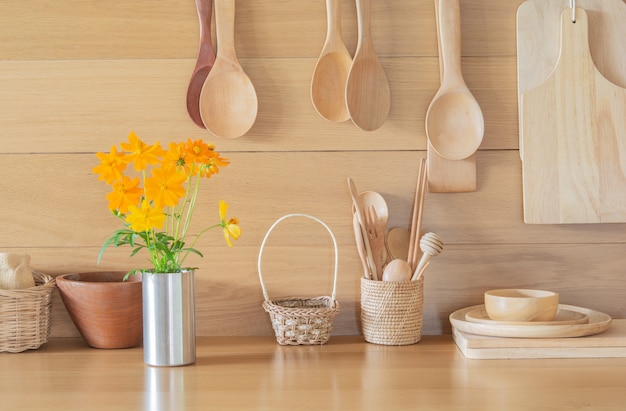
xmin=425 ymin=0 xmax=483 ymax=160
xmin=199 ymin=0 xmax=258 ymax=138
xmin=385 ymin=227 xmax=409 ymax=261
xmin=411 ymin=232 xmax=443 ymax=281
xmin=381 ymin=258 xmax=412 ymax=282
xmin=345 ymin=0 xmax=390 ymax=131
xmin=311 ymin=0 xmax=352 ymax=122
xmin=186 ymin=0 xmax=216 ymax=128
xmin=347 ymin=177 xmax=379 ymax=280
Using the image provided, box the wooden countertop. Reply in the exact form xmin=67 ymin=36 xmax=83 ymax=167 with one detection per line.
xmin=2 ymin=336 xmax=625 ymax=410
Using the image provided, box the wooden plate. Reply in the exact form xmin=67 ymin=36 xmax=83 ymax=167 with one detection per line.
xmin=465 ymin=305 xmax=588 ymax=326
xmin=450 ymin=304 xmax=611 ymax=338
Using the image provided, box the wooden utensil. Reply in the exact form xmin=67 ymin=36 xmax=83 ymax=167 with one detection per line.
xmin=347 ymin=178 xmax=379 ymax=280
xmin=186 ymin=0 xmax=216 ymax=128
xmin=311 ymin=0 xmax=352 ymax=122
xmin=363 ymin=206 xmax=385 ymax=280
xmin=345 ymin=0 xmax=390 ymax=131
xmin=381 ymin=258 xmax=412 ymax=282
xmin=450 ymin=304 xmax=612 ymax=339
xmin=521 ymin=8 xmax=626 ymax=224
xmin=427 ymin=0 xmax=477 ymax=193
xmin=425 ymin=0 xmax=483 ymax=161
xmin=199 ymin=0 xmax=258 ymax=138
xmin=411 ymin=232 xmax=443 ymax=281
xmin=407 ymin=158 xmax=427 ymax=272
xmin=385 ymin=227 xmax=409 ymax=261
xmin=358 ymin=191 xmax=388 ymax=230
xmin=352 ymin=213 xmax=371 ymax=279
xmin=516 ymin=0 xmax=626 ymax=161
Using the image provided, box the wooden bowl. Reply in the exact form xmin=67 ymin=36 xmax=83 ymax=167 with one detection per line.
xmin=56 ymin=272 xmax=143 ymax=349
xmin=484 ymin=289 xmax=559 ymax=322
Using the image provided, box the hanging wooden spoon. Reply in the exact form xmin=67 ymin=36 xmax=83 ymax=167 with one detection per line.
xmin=186 ymin=0 xmax=216 ymax=128
xmin=427 ymin=0 xmax=477 ymax=193
xmin=311 ymin=0 xmax=352 ymax=122
xmin=345 ymin=0 xmax=390 ymax=131
xmin=425 ymin=0 xmax=483 ymax=160
xmin=199 ymin=0 xmax=258 ymax=138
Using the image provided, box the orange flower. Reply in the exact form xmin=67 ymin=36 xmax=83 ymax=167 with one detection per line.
xmin=183 ymin=139 xmax=216 ymax=163
xmin=200 ymin=154 xmax=230 ymax=178
xmin=162 ymin=142 xmax=188 ymax=172
xmin=121 ymin=131 xmax=166 ymax=171
xmin=93 ymin=146 xmax=126 ymax=184
xmin=106 ymin=176 xmax=142 ymax=213
xmin=144 ymin=166 xmax=187 ymax=209
xmin=125 ymin=200 xmax=165 ymax=232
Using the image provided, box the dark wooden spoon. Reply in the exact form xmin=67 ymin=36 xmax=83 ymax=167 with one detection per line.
xmin=186 ymin=0 xmax=216 ymax=128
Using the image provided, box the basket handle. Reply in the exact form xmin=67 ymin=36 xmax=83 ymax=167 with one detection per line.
xmin=257 ymin=213 xmax=338 ymax=303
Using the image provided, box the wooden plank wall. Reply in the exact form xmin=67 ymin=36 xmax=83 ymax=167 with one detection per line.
xmin=1 ymin=0 xmax=625 ymax=338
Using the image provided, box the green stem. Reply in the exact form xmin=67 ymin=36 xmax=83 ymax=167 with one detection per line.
xmin=179 ymin=223 xmax=221 ymax=266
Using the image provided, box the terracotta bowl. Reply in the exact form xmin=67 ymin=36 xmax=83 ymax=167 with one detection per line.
xmin=484 ymin=289 xmax=559 ymax=322
xmin=56 ymin=271 xmax=143 ymax=349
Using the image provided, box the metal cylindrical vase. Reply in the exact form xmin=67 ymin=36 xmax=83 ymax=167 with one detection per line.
xmin=142 ymin=270 xmax=196 ymax=366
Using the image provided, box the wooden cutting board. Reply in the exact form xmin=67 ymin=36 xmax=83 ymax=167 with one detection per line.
xmin=453 ymin=319 xmax=626 ymax=359
xmin=517 ymin=0 xmax=626 ymax=161
xmin=520 ymin=7 xmax=626 ymax=224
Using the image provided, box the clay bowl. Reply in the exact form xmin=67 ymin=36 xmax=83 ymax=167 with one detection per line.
xmin=484 ymin=289 xmax=559 ymax=322
xmin=56 ymin=271 xmax=143 ymax=349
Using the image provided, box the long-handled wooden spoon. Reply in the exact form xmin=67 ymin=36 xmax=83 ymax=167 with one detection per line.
xmin=425 ymin=0 xmax=483 ymax=160
xmin=186 ymin=0 xmax=216 ymax=128
xmin=199 ymin=0 xmax=258 ymax=138
xmin=427 ymin=0 xmax=477 ymax=193
xmin=347 ymin=177 xmax=379 ymax=280
xmin=345 ymin=0 xmax=390 ymax=131
xmin=311 ymin=0 xmax=352 ymax=122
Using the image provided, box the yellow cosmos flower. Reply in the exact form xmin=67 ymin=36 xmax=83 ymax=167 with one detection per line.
xmin=93 ymin=146 xmax=126 ymax=184
xmin=144 ymin=166 xmax=187 ymax=209
xmin=125 ymin=200 xmax=165 ymax=232
xmin=121 ymin=131 xmax=166 ymax=171
xmin=106 ymin=176 xmax=142 ymax=213
xmin=219 ymin=200 xmax=241 ymax=247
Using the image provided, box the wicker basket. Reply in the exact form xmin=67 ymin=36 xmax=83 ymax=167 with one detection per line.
xmin=0 ymin=270 xmax=56 ymax=353
xmin=258 ymin=214 xmax=340 ymax=345
xmin=360 ymin=276 xmax=424 ymax=345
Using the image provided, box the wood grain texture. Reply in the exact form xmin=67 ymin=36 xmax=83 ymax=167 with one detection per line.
xmin=521 ymin=9 xmax=626 ymax=223
xmin=3 ymin=337 xmax=626 ymax=410
xmin=1 ymin=0 xmax=625 ymax=338
xmin=0 ymin=57 xmax=516 ymax=153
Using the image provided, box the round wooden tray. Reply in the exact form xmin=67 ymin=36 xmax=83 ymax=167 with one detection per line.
xmin=450 ymin=304 xmax=611 ymax=338
xmin=465 ymin=305 xmax=589 ymax=326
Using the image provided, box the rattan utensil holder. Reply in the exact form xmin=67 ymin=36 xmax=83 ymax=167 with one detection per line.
xmin=0 ymin=270 xmax=56 ymax=353
xmin=258 ymin=214 xmax=340 ymax=345
xmin=361 ymin=276 xmax=424 ymax=345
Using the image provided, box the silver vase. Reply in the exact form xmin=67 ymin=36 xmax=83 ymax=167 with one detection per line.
xmin=142 ymin=270 xmax=196 ymax=366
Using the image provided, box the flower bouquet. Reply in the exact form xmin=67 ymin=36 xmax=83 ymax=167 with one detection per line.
xmin=93 ymin=131 xmax=240 ymax=275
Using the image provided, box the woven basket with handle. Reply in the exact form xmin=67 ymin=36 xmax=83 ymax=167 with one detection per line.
xmin=0 ymin=270 xmax=56 ymax=353
xmin=258 ymin=214 xmax=340 ymax=345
